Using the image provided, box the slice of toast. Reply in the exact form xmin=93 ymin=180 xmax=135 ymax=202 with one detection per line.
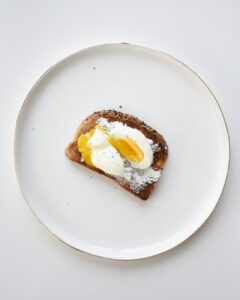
xmin=65 ymin=110 xmax=168 ymax=200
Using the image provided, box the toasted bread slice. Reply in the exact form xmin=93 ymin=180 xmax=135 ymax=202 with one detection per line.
xmin=65 ymin=110 xmax=168 ymax=200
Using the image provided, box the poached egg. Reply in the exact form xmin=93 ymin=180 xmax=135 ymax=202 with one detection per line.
xmin=77 ymin=118 xmax=154 ymax=178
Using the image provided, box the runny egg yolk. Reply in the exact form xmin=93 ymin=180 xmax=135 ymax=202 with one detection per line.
xmin=108 ymin=136 xmax=144 ymax=162
xmin=77 ymin=128 xmax=95 ymax=167
xmin=77 ymin=126 xmax=108 ymax=166
xmin=78 ymin=125 xmax=145 ymax=167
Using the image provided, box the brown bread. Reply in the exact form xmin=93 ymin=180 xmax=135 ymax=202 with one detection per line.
xmin=65 ymin=110 xmax=168 ymax=200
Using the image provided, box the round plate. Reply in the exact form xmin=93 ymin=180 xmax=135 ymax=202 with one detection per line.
xmin=15 ymin=43 xmax=229 ymax=260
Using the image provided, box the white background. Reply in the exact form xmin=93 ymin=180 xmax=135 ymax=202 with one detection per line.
xmin=0 ymin=0 xmax=239 ymax=299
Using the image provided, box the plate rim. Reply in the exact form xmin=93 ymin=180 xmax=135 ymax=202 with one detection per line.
xmin=14 ymin=42 xmax=231 ymax=260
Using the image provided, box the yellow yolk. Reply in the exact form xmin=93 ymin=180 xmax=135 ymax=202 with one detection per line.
xmin=77 ymin=128 xmax=95 ymax=166
xmin=77 ymin=126 xmax=108 ymax=167
xmin=78 ymin=125 xmax=145 ymax=169
xmin=108 ymin=136 xmax=144 ymax=162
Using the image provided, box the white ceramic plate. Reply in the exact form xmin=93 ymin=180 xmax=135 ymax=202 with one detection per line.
xmin=15 ymin=43 xmax=229 ymax=260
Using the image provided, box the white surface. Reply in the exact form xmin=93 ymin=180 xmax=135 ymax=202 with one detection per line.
xmin=15 ymin=43 xmax=229 ymax=259
xmin=0 ymin=0 xmax=239 ymax=298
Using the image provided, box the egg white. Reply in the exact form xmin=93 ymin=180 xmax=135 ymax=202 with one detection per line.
xmin=109 ymin=127 xmax=153 ymax=169
xmin=87 ymin=127 xmax=108 ymax=148
xmin=91 ymin=147 xmax=124 ymax=177
xmin=87 ymin=122 xmax=154 ymax=178
xmin=87 ymin=128 xmax=124 ymax=177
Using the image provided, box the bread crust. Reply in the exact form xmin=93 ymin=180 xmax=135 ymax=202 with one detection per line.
xmin=65 ymin=110 xmax=168 ymax=200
